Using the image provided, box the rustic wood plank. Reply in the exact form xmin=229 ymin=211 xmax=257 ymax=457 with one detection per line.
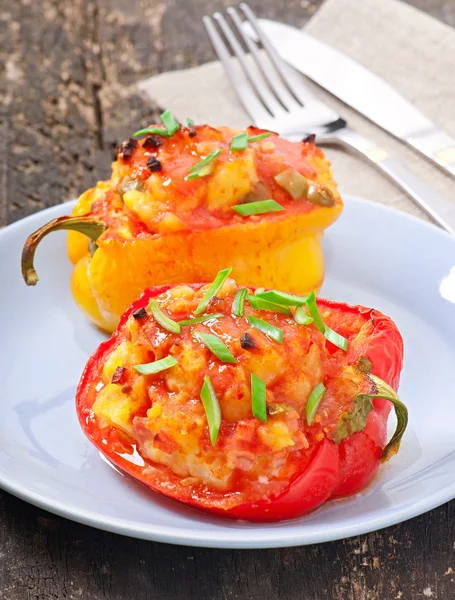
xmin=1 ymin=489 xmax=455 ymax=600
xmin=0 ymin=0 xmax=161 ymax=228
xmin=1 ymin=0 xmax=455 ymax=599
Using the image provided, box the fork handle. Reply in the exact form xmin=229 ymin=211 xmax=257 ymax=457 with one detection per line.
xmin=324 ymin=127 xmax=455 ymax=235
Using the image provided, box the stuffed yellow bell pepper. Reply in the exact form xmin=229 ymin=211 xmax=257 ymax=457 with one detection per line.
xmin=21 ymin=111 xmax=343 ymax=332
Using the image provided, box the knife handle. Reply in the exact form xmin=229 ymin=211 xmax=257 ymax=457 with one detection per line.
xmin=326 ymin=127 xmax=455 ymax=235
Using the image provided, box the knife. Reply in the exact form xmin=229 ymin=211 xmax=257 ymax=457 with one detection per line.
xmin=248 ymin=18 xmax=455 ymax=180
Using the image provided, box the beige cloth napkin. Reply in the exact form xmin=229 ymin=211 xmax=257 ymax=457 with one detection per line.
xmin=139 ymin=0 xmax=455 ymax=221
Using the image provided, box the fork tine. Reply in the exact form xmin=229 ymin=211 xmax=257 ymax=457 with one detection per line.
xmin=203 ymin=15 xmax=271 ymax=124
xmin=239 ymin=3 xmax=317 ymax=107
xmin=213 ymin=12 xmax=286 ymax=117
xmin=226 ymin=7 xmax=301 ymax=112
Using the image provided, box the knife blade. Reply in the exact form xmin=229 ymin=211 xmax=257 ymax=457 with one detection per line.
xmin=246 ymin=18 xmax=455 ymax=179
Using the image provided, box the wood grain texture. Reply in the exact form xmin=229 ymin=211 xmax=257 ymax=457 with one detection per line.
xmin=1 ymin=0 xmax=455 ymax=599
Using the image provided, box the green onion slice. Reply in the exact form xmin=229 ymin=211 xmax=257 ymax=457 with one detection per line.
xmin=251 ymin=373 xmax=267 ymax=422
xmin=186 ymin=117 xmax=195 ymax=126
xmin=188 ymin=149 xmax=222 ymax=175
xmin=194 ymin=267 xmax=232 ymax=316
xmin=134 ymin=356 xmax=178 ymax=375
xmin=247 ymin=295 xmax=291 ymax=316
xmin=247 ymin=315 xmax=283 ymax=344
xmin=304 ymin=291 xmax=326 ymax=332
xmin=305 ymin=291 xmax=348 ymax=351
xmin=149 ymin=300 xmax=181 ymax=334
xmin=233 ymin=200 xmax=284 ymax=216
xmin=231 ymin=132 xmax=248 ymax=151
xmin=248 ymin=132 xmax=272 ymax=143
xmin=187 ymin=163 xmax=213 ymax=180
xmin=294 ymin=306 xmax=314 ymax=325
xmin=233 ymin=287 xmax=248 ymax=317
xmin=179 ymin=313 xmax=224 ymax=326
xmin=306 ymin=382 xmax=326 ymax=425
xmin=255 ymin=290 xmax=308 ymax=306
xmin=134 ymin=126 xmax=170 ymax=138
xmin=134 ymin=109 xmax=179 ymax=138
xmin=192 ymin=331 xmax=237 ymax=363
xmin=324 ymin=327 xmax=348 ymax=351
xmin=200 ymin=376 xmax=222 ymax=445
xmin=161 ymin=109 xmax=179 ymax=136
xmin=254 ymin=287 xmax=265 ymax=295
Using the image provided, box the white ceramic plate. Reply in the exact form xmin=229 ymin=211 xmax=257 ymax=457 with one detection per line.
xmin=1 ymin=196 xmax=455 ymax=549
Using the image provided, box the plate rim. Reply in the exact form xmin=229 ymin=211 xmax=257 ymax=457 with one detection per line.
xmin=1 ymin=195 xmax=454 ymax=549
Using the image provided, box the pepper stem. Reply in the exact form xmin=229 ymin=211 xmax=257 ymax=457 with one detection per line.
xmin=21 ymin=215 xmax=106 ymax=286
xmin=369 ymin=374 xmax=408 ymax=462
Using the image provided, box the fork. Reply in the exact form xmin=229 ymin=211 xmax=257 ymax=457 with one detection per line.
xmin=203 ymin=4 xmax=455 ymax=235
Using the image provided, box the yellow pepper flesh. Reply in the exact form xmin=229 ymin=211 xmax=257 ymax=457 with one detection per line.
xmin=68 ymin=203 xmax=341 ymax=331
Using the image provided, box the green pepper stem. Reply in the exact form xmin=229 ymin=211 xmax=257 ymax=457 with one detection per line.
xmin=21 ymin=215 xmax=106 ymax=286
xmin=369 ymin=374 xmax=408 ymax=462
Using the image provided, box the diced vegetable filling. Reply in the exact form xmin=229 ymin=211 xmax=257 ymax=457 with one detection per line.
xmin=91 ymin=276 xmax=377 ymax=500
xmin=85 ymin=120 xmax=341 ymax=239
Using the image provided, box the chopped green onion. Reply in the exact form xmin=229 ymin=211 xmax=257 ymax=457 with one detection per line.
xmin=305 ymin=291 xmax=348 ymax=351
xmin=149 ymin=300 xmax=181 ymax=334
xmin=233 ymin=287 xmax=248 ymax=317
xmin=251 ymin=373 xmax=267 ymax=422
xmin=231 ymin=132 xmax=248 ymax=151
xmin=161 ymin=109 xmax=179 ymax=136
xmin=233 ymin=200 xmax=284 ymax=216
xmin=192 ymin=331 xmax=237 ymax=363
xmin=186 ymin=117 xmax=195 ymax=126
xmin=187 ymin=164 xmax=213 ymax=180
xmin=200 ymin=376 xmax=222 ymax=445
xmin=134 ymin=109 xmax=179 ymax=138
xmin=247 ymin=315 xmax=283 ymax=344
xmin=247 ymin=295 xmax=291 ymax=316
xmin=324 ymin=327 xmax=348 ymax=351
xmin=254 ymin=287 xmax=265 ymax=295
xmin=255 ymin=290 xmax=308 ymax=306
xmin=133 ymin=126 xmax=170 ymax=138
xmin=294 ymin=306 xmax=314 ymax=326
xmin=179 ymin=313 xmax=224 ymax=326
xmin=304 ymin=291 xmax=327 ymax=333
xmin=188 ymin=149 xmax=222 ymax=174
xmin=134 ymin=356 xmax=178 ymax=375
xmin=194 ymin=267 xmax=233 ymax=316
xmin=306 ymin=382 xmax=326 ymax=425
xmin=248 ymin=132 xmax=272 ymax=143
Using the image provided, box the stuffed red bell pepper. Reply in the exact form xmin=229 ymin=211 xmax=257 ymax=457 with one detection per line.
xmin=76 ymin=269 xmax=407 ymax=521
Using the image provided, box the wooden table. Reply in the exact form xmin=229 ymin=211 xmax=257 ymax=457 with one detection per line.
xmin=1 ymin=1 xmax=454 ymax=598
